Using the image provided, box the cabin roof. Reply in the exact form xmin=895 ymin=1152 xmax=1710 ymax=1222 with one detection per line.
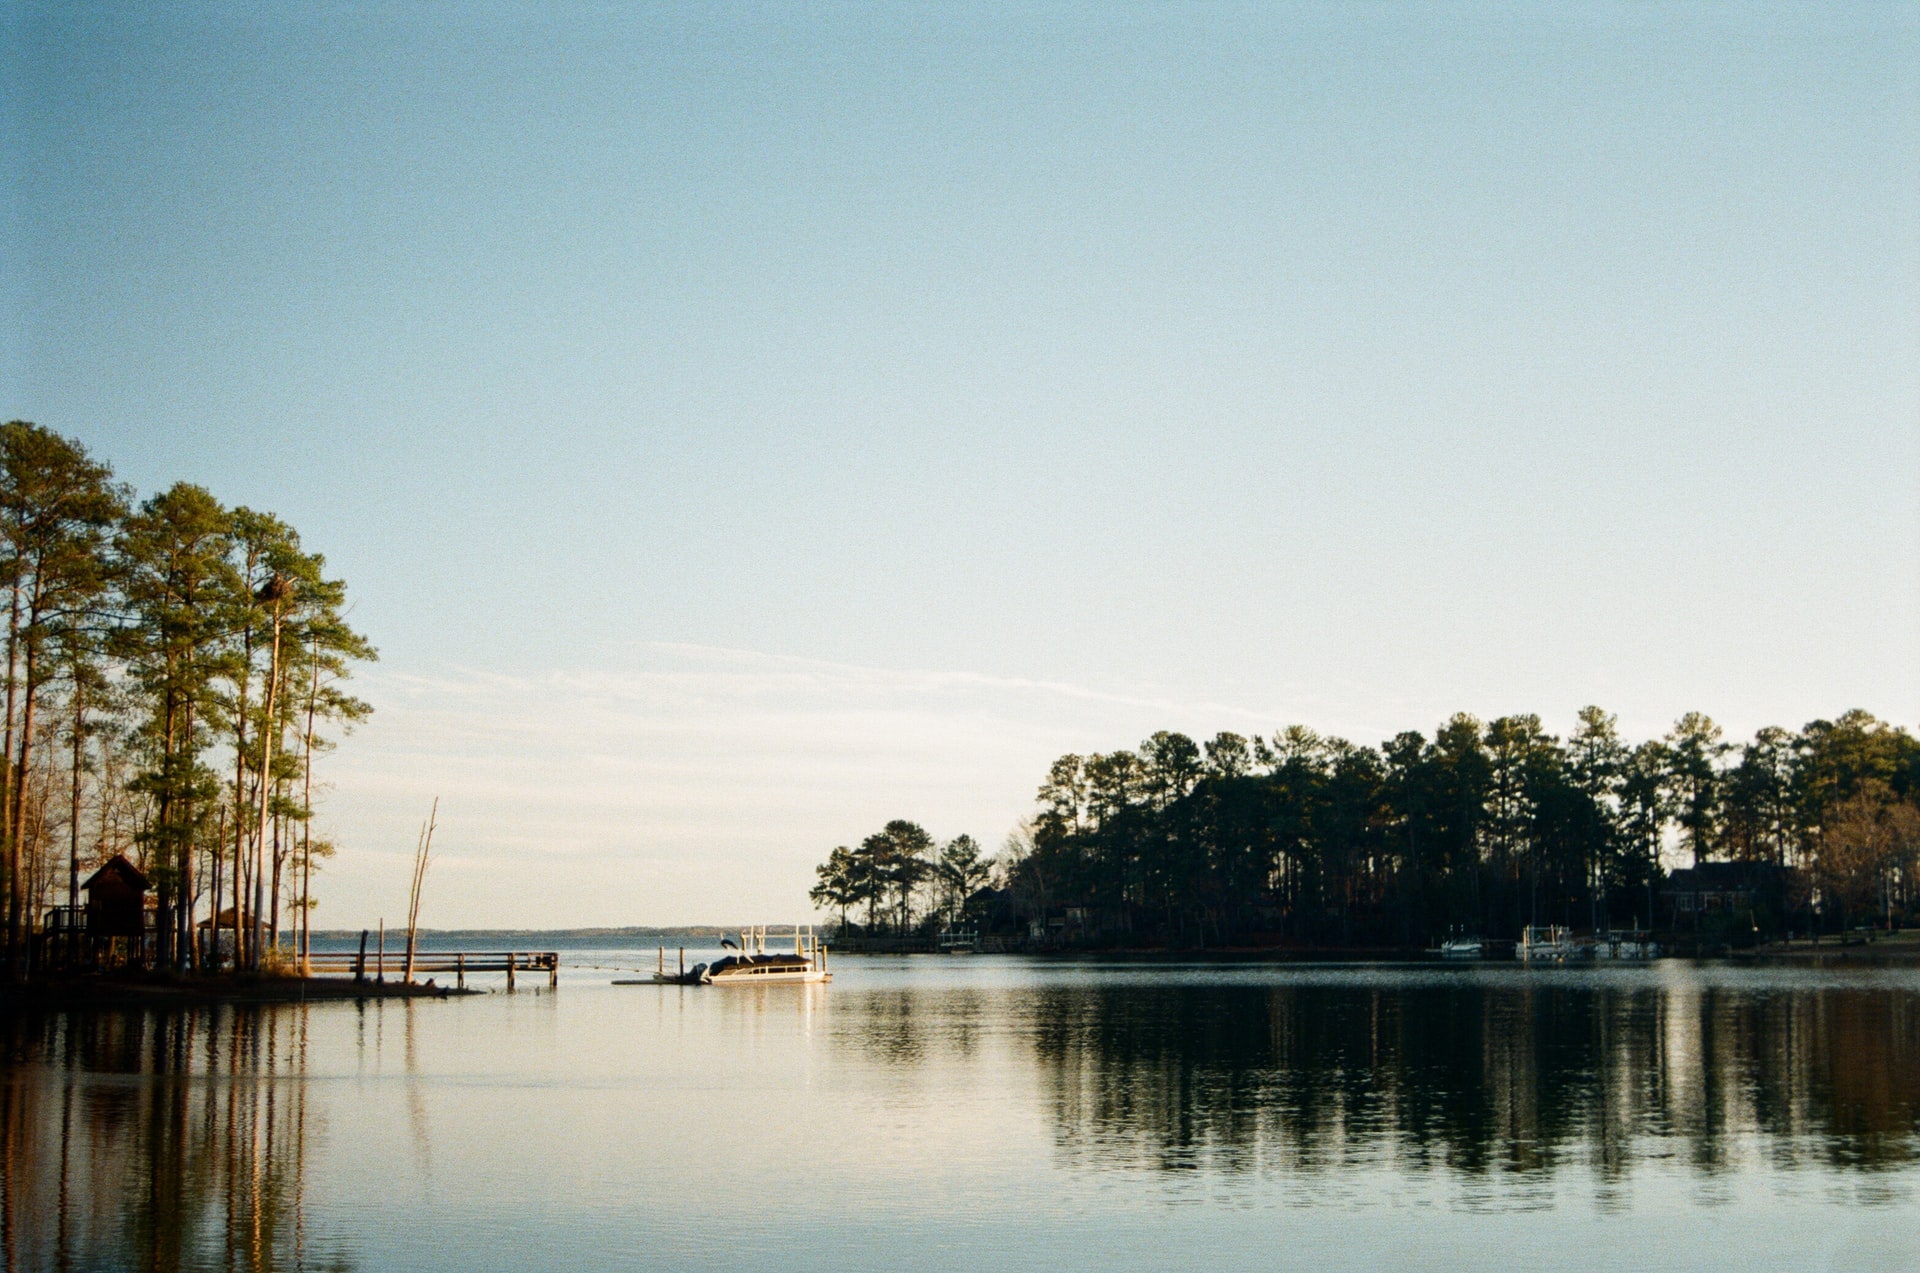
xmin=197 ymin=906 xmax=258 ymax=929
xmin=81 ymin=853 xmax=149 ymax=893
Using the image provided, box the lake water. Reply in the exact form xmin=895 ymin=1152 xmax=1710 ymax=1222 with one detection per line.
xmin=4 ymin=954 xmax=1918 ymax=1271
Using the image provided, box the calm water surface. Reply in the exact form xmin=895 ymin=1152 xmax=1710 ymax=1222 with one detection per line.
xmin=4 ymin=955 xmax=1918 ymax=1271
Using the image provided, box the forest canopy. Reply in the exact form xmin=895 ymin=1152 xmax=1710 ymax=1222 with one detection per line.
xmin=0 ymin=421 xmax=374 ymax=975
xmin=817 ymin=708 xmax=1920 ymax=948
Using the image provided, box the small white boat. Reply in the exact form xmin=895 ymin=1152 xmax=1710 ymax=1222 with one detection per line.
xmin=1439 ymin=937 xmax=1485 ymax=959
xmin=643 ymin=925 xmax=830 ymax=985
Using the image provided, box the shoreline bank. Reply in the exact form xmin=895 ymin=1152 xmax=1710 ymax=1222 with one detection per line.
xmin=1 ymin=974 xmax=476 ymax=1011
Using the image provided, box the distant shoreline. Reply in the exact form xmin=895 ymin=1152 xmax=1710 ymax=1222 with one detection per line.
xmin=303 ymin=929 xmax=1920 ymax=965
xmin=308 ymin=926 xmax=740 ymax=943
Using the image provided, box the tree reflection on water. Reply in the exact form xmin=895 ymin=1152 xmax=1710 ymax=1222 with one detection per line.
xmin=1 ymin=969 xmax=1914 ymax=1271
xmin=836 ymin=973 xmax=1920 ymax=1186
xmin=1036 ymin=980 xmax=1920 ymax=1182
xmin=0 ymin=1006 xmax=351 ymax=1273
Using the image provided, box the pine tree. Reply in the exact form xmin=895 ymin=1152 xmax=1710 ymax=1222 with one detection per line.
xmin=0 ymin=423 xmax=127 ymax=973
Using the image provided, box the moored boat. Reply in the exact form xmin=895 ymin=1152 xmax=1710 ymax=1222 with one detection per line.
xmin=1518 ymin=925 xmax=1578 ymax=963
xmin=1513 ymin=925 xmax=1660 ymax=963
xmin=1431 ymin=927 xmax=1485 ymax=958
xmin=644 ymin=925 xmax=830 ymax=985
xmin=1593 ymin=930 xmax=1659 ymax=960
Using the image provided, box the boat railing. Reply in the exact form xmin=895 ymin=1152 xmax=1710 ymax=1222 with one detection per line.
xmin=732 ymin=924 xmax=822 ymax=958
xmin=652 ymin=925 xmax=828 ymax=981
xmin=1518 ymin=926 xmax=1661 ymax=961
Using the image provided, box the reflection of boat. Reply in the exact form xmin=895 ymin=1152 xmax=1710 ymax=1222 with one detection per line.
xmin=1518 ymin=925 xmax=1577 ymax=963
xmin=646 ymin=926 xmax=830 ymax=985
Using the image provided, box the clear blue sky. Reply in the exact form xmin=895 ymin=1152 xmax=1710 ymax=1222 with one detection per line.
xmin=4 ymin=3 xmax=1917 ymax=926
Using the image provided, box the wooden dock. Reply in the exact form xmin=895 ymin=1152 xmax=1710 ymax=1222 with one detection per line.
xmin=302 ymin=948 xmax=559 ymax=990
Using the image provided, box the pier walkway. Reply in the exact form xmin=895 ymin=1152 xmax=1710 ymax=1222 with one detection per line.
xmin=303 ymin=949 xmax=560 ymax=990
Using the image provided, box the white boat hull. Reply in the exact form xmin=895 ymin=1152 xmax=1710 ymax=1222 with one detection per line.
xmin=633 ymin=925 xmax=832 ymax=986
xmin=705 ymin=968 xmax=830 ymax=984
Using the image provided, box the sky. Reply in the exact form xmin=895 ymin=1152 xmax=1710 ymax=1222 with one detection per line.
xmin=4 ymin=3 xmax=1917 ymax=927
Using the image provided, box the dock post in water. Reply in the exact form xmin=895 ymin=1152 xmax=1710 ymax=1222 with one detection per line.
xmin=355 ymin=929 xmax=368 ymax=983
xmin=506 ymin=951 xmax=516 ymax=992
xmin=457 ymin=952 xmax=465 ymax=990
xmin=376 ymin=920 xmax=385 ymax=983
xmin=678 ymin=947 xmax=685 ymax=978
xmin=549 ymin=953 xmax=558 ymax=988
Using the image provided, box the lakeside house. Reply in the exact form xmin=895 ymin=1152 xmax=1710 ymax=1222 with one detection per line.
xmin=80 ymin=854 xmax=150 ymax=939
xmin=1661 ymin=862 xmax=1793 ymax=926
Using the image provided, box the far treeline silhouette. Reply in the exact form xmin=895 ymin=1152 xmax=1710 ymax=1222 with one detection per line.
xmin=0 ymin=421 xmax=374 ymax=978
xmin=816 ymin=709 xmax=1920 ymax=948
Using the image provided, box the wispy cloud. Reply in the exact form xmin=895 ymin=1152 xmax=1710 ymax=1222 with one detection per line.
xmin=315 ymin=643 xmax=1369 ymax=928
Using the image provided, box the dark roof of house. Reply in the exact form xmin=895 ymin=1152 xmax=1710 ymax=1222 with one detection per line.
xmin=1665 ymin=862 xmax=1790 ymax=890
xmin=81 ymin=853 xmax=149 ymax=892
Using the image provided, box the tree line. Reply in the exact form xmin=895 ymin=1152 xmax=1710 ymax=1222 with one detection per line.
xmin=0 ymin=421 xmax=374 ymax=976
xmin=808 ymin=819 xmax=994 ymax=937
xmin=814 ymin=708 xmax=1920 ymax=947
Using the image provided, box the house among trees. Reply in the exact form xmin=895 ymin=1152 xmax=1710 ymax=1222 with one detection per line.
xmin=197 ymin=907 xmax=261 ymax=960
xmin=81 ymin=854 xmax=150 ymax=938
xmin=1661 ymin=862 xmax=1791 ymax=926
xmin=0 ymin=421 xmax=375 ymax=980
